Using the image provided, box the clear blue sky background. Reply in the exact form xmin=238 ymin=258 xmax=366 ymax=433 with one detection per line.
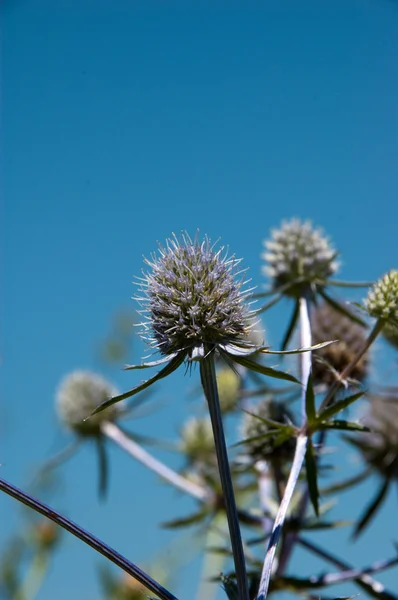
xmin=2 ymin=1 xmax=398 ymax=599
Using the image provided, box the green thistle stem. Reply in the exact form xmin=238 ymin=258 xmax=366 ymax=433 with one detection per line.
xmin=200 ymin=346 xmax=250 ymax=600
xmin=101 ymin=421 xmax=211 ymax=503
xmin=0 ymin=476 xmax=178 ymax=600
xmin=319 ymin=318 xmax=385 ymax=413
xmin=14 ymin=551 xmax=49 ymax=600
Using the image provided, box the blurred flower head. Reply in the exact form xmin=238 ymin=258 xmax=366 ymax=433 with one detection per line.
xmin=262 ymin=219 xmax=338 ymax=296
xmin=136 ymin=232 xmax=255 ymax=361
xmin=180 ymin=416 xmax=215 ymax=468
xmin=311 ymin=302 xmax=369 ymax=385
xmin=56 ymin=371 xmax=119 ymax=437
xmin=365 ymin=270 xmax=398 ymax=323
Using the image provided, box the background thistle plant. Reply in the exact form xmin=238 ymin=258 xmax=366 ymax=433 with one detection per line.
xmin=365 ymin=270 xmax=398 ymax=323
xmin=56 ymin=370 xmax=120 ymax=437
xmin=262 ymin=219 xmax=339 ymax=297
xmin=311 ymin=302 xmax=369 ymax=386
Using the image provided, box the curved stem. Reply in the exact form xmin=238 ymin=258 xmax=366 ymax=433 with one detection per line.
xmin=0 ymin=476 xmax=178 ymax=600
xmin=200 ymin=347 xmax=249 ymax=600
xmin=101 ymin=421 xmax=211 ymax=503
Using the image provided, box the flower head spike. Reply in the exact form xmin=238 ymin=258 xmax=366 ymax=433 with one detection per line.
xmin=364 ymin=270 xmax=398 ymax=324
xmin=262 ymin=219 xmax=339 ymax=296
xmin=137 ymin=232 xmax=254 ymax=360
xmin=56 ymin=370 xmax=120 ymax=437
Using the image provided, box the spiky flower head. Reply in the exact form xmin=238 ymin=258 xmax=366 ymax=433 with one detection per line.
xmin=354 ymin=396 xmax=398 ymax=480
xmin=364 ymin=270 xmax=398 ymax=323
xmin=240 ymin=398 xmax=295 ymax=464
xmin=56 ymin=371 xmax=119 ymax=437
xmin=262 ymin=219 xmax=338 ymax=295
xmin=311 ymin=302 xmax=368 ymax=385
xmin=136 ymin=232 xmax=253 ymax=360
xmin=180 ymin=416 xmax=215 ymax=467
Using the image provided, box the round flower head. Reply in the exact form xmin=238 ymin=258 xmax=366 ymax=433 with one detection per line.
xmin=365 ymin=270 xmax=398 ymax=323
xmin=56 ymin=371 xmax=119 ymax=437
xmin=240 ymin=398 xmax=295 ymax=465
xmin=136 ymin=232 xmax=254 ymax=360
xmin=355 ymin=395 xmax=398 ymax=480
xmin=311 ymin=302 xmax=369 ymax=385
xmin=216 ymin=367 xmax=241 ymax=413
xmin=262 ymin=219 xmax=338 ymax=295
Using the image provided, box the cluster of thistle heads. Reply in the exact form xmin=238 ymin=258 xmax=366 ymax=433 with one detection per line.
xmin=50 ymin=218 xmax=398 ymax=598
xmin=55 ymin=217 xmax=398 ymax=488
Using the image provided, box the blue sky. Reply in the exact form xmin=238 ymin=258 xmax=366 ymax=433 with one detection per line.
xmin=2 ymin=1 xmax=398 ymax=599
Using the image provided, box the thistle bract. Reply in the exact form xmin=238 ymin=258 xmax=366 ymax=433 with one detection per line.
xmin=56 ymin=371 xmax=119 ymax=436
xmin=136 ymin=232 xmax=253 ymax=359
xmin=365 ymin=270 xmax=398 ymax=323
xmin=262 ymin=219 xmax=338 ymax=295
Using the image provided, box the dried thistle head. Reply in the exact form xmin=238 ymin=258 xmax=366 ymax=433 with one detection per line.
xmin=240 ymin=398 xmax=295 ymax=464
xmin=365 ymin=270 xmax=398 ymax=323
xmin=355 ymin=395 xmax=398 ymax=479
xmin=136 ymin=232 xmax=254 ymax=360
xmin=311 ymin=302 xmax=368 ymax=385
xmin=56 ymin=371 xmax=119 ymax=437
xmin=262 ymin=219 xmax=338 ymax=296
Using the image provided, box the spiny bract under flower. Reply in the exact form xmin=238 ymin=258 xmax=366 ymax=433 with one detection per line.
xmin=136 ymin=232 xmax=254 ymax=359
xmin=364 ymin=270 xmax=398 ymax=323
xmin=262 ymin=219 xmax=339 ymax=294
xmin=56 ymin=371 xmax=119 ymax=436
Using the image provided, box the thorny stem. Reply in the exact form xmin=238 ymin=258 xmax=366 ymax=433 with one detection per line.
xmin=0 ymin=476 xmax=178 ymax=600
xmin=100 ymin=421 xmax=211 ymax=503
xmin=256 ymin=289 xmax=313 ymax=599
xmin=256 ymin=435 xmax=308 ymax=600
xmin=200 ymin=346 xmax=250 ymax=600
xmin=319 ymin=318 xmax=385 ymax=413
xmin=298 ymin=536 xmax=398 ymax=600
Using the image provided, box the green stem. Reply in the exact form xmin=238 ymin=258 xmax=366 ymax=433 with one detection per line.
xmin=14 ymin=552 xmax=49 ymax=600
xmin=200 ymin=346 xmax=249 ymax=600
xmin=319 ymin=318 xmax=385 ymax=413
xmin=0 ymin=476 xmax=178 ymax=600
xmin=101 ymin=421 xmax=211 ymax=503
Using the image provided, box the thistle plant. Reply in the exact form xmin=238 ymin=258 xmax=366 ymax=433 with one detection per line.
xmin=2 ymin=224 xmax=398 ymax=600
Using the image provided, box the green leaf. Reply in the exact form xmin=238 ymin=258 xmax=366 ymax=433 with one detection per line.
xmin=91 ymin=352 xmax=186 ymax=415
xmin=319 ymin=288 xmax=368 ymax=327
xmin=161 ymin=509 xmax=209 ymax=529
xmin=353 ymin=478 xmax=390 ymax=539
xmin=329 ymin=279 xmax=373 ymax=288
xmin=263 ymin=340 xmax=336 ymax=355
xmin=321 ymin=468 xmax=371 ymax=495
xmin=305 ymin=373 xmax=316 ymax=424
xmin=317 ymin=390 xmax=365 ymax=422
xmin=222 ymin=351 xmax=300 ymax=384
xmin=315 ymin=419 xmax=370 ymax=433
xmin=232 ymin=429 xmax=283 ymax=448
xmin=301 ymin=519 xmax=352 ymax=531
xmin=281 ymin=298 xmax=300 ymax=350
xmin=305 ymin=439 xmax=319 ymax=517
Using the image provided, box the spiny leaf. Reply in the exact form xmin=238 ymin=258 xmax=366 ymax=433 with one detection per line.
xmin=222 ymin=351 xmax=300 ymax=383
xmin=305 ymin=372 xmax=316 ymax=424
xmin=281 ymin=298 xmax=300 ymax=351
xmin=91 ymin=353 xmax=186 ymax=415
xmin=319 ymin=288 xmax=368 ymax=327
xmin=353 ymin=478 xmax=390 ymax=539
xmin=317 ymin=390 xmax=365 ymax=422
xmin=161 ymin=509 xmax=209 ymax=529
xmin=305 ymin=439 xmax=319 ymax=517
xmin=315 ymin=419 xmax=370 ymax=433
xmin=255 ymin=293 xmax=283 ymax=315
